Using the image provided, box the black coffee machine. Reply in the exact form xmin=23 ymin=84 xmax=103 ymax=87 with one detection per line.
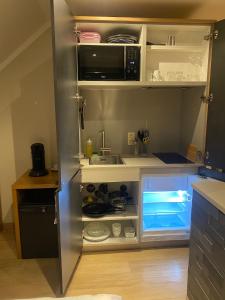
xmin=29 ymin=143 xmax=48 ymax=177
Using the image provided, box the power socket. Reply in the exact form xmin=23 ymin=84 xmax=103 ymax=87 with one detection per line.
xmin=128 ymin=132 xmax=136 ymax=146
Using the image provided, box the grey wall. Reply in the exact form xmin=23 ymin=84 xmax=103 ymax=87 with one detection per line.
xmin=80 ymin=88 xmax=183 ymax=155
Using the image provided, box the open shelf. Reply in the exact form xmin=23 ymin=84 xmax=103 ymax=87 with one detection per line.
xmin=142 ymin=81 xmax=207 ymax=87
xmin=78 ymin=43 xmax=142 ymax=47
xmin=83 ymin=236 xmax=138 ymax=250
xmin=78 ymin=81 xmax=206 ymax=88
xmin=78 ymin=81 xmax=142 ymax=88
xmin=147 ymin=45 xmax=205 ymax=53
xmin=82 ymin=205 xmax=138 ymax=222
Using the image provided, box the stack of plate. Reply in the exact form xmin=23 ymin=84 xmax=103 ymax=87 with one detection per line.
xmin=106 ymin=34 xmax=138 ymax=44
xmin=83 ymin=222 xmax=110 ymax=242
xmin=79 ymin=32 xmax=101 ymax=43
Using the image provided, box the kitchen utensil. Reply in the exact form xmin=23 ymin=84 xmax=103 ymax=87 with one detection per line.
xmin=112 ymin=223 xmax=122 ymax=237
xmin=99 ymin=183 xmax=108 ymax=194
xmin=138 ymin=130 xmax=144 ymax=143
xmin=83 ymin=195 xmax=97 ymax=204
xmin=106 ymin=34 xmax=138 ymax=44
xmin=111 ymin=198 xmax=126 ymax=212
xmin=83 ymin=222 xmax=110 ymax=242
xmin=82 ymin=202 xmax=113 ymax=218
xmin=86 ymin=184 xmax=96 ymax=193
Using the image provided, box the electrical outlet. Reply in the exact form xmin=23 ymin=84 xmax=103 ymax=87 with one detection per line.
xmin=128 ymin=132 xmax=135 ymax=146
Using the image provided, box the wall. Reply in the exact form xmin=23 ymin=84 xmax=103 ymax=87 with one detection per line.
xmin=0 ymin=29 xmax=57 ymax=223
xmin=81 ymin=88 xmax=183 ymax=155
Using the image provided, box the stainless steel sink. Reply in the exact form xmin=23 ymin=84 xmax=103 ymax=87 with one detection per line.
xmin=89 ymin=155 xmax=123 ymax=165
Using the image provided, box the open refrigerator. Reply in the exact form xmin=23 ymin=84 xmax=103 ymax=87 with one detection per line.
xmin=141 ymin=174 xmax=202 ymax=242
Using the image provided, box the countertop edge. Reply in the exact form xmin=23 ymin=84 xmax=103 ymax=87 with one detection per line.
xmin=192 ymin=179 xmax=225 ymax=214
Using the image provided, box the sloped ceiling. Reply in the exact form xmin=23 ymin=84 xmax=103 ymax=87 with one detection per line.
xmin=66 ymin=0 xmax=225 ymax=20
xmin=0 ymin=0 xmax=49 ymax=65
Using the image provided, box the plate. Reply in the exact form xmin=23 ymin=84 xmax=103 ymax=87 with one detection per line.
xmin=83 ymin=222 xmax=111 ymax=242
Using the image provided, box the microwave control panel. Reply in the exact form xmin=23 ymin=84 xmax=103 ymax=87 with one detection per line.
xmin=125 ymin=46 xmax=140 ymax=80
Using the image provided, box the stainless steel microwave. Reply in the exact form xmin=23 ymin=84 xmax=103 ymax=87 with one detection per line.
xmin=78 ymin=45 xmax=140 ymax=81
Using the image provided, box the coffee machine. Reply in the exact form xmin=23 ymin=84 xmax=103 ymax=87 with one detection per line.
xmin=29 ymin=143 xmax=48 ymax=177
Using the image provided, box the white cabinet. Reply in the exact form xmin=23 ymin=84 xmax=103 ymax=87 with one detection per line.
xmin=81 ymin=181 xmax=140 ymax=251
xmin=145 ymin=25 xmax=210 ymax=85
xmin=75 ymin=21 xmax=211 ymax=88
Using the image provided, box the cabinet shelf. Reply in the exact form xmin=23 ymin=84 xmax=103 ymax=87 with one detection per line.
xmin=143 ymin=81 xmax=207 ymax=87
xmin=78 ymin=43 xmax=142 ymax=47
xmin=83 ymin=236 xmax=138 ymax=250
xmin=147 ymin=45 xmax=205 ymax=53
xmin=78 ymin=81 xmax=207 ymax=88
xmin=78 ymin=81 xmax=142 ymax=88
xmin=82 ymin=205 xmax=138 ymax=222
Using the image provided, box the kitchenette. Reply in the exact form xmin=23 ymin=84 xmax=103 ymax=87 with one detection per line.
xmin=12 ymin=4 xmax=225 ymax=298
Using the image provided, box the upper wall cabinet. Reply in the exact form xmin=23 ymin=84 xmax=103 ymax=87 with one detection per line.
xmin=75 ymin=20 xmax=212 ymax=88
xmin=145 ymin=25 xmax=210 ymax=87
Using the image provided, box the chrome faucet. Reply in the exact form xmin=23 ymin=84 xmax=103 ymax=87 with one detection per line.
xmin=99 ymin=130 xmax=111 ymax=155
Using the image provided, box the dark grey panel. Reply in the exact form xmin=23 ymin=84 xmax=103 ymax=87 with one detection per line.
xmin=205 ymin=19 xmax=225 ymax=170
xmin=51 ymin=0 xmax=80 ymax=183
xmin=188 ymin=191 xmax=225 ymax=300
xmin=50 ymin=0 xmax=82 ymax=295
xmin=55 ymin=171 xmax=82 ymax=294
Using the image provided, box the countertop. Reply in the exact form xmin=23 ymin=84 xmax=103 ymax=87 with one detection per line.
xmin=80 ymin=154 xmax=202 ymax=169
xmin=193 ymin=179 xmax=225 ymax=214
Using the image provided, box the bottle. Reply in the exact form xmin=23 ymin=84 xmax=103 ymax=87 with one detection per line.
xmin=86 ymin=138 xmax=93 ymax=158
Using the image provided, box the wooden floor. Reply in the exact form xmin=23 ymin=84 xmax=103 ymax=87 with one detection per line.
xmin=0 ymin=226 xmax=189 ymax=300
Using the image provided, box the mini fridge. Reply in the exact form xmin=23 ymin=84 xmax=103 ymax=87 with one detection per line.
xmin=141 ymin=174 xmax=200 ymax=242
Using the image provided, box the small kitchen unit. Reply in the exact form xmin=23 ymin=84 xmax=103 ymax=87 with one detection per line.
xmin=39 ymin=2 xmax=225 ymax=296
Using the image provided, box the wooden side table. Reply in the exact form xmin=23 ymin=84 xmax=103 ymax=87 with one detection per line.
xmin=12 ymin=170 xmax=58 ymax=258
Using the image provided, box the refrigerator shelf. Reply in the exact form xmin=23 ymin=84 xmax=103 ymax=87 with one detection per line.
xmin=143 ymin=191 xmax=190 ymax=204
xmin=143 ymin=214 xmax=189 ymax=231
xmin=143 ymin=202 xmax=188 ymax=215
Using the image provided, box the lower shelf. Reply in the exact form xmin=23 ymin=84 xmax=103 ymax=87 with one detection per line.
xmin=83 ymin=237 xmax=138 ymax=251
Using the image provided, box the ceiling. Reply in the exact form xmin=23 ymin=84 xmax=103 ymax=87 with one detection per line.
xmin=66 ymin=0 xmax=225 ymax=20
xmin=0 ymin=0 xmax=225 ymax=69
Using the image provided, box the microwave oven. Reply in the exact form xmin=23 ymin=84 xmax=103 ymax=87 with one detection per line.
xmin=78 ymin=45 xmax=140 ymax=81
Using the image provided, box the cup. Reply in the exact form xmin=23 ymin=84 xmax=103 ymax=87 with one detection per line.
xmin=167 ymin=35 xmax=176 ymax=46
xmin=153 ymin=70 xmax=163 ymax=81
xmin=112 ymin=223 xmax=122 ymax=237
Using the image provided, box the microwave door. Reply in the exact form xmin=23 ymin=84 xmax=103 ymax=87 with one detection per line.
xmin=78 ymin=46 xmax=125 ymax=80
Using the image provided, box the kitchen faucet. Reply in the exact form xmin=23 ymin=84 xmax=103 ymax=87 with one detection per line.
xmin=99 ymin=130 xmax=111 ymax=156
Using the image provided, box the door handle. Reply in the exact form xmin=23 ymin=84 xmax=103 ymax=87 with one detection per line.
xmin=54 ymin=189 xmax=60 ymax=225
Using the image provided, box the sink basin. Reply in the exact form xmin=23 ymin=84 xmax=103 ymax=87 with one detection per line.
xmin=90 ymin=155 xmax=123 ymax=165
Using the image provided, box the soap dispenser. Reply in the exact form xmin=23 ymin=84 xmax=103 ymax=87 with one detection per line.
xmin=86 ymin=138 xmax=93 ymax=158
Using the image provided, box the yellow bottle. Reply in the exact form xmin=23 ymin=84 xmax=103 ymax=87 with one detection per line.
xmin=86 ymin=138 xmax=93 ymax=158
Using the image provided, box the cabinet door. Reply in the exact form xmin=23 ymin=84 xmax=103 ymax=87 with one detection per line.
xmin=50 ymin=0 xmax=82 ymax=295
xmin=205 ymin=20 xmax=225 ymax=169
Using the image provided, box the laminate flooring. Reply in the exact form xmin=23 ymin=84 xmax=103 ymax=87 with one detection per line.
xmin=0 ymin=226 xmax=189 ymax=300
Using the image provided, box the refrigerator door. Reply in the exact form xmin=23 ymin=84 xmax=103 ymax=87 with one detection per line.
xmin=50 ymin=0 xmax=82 ymax=295
xmin=205 ymin=20 xmax=225 ymax=170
